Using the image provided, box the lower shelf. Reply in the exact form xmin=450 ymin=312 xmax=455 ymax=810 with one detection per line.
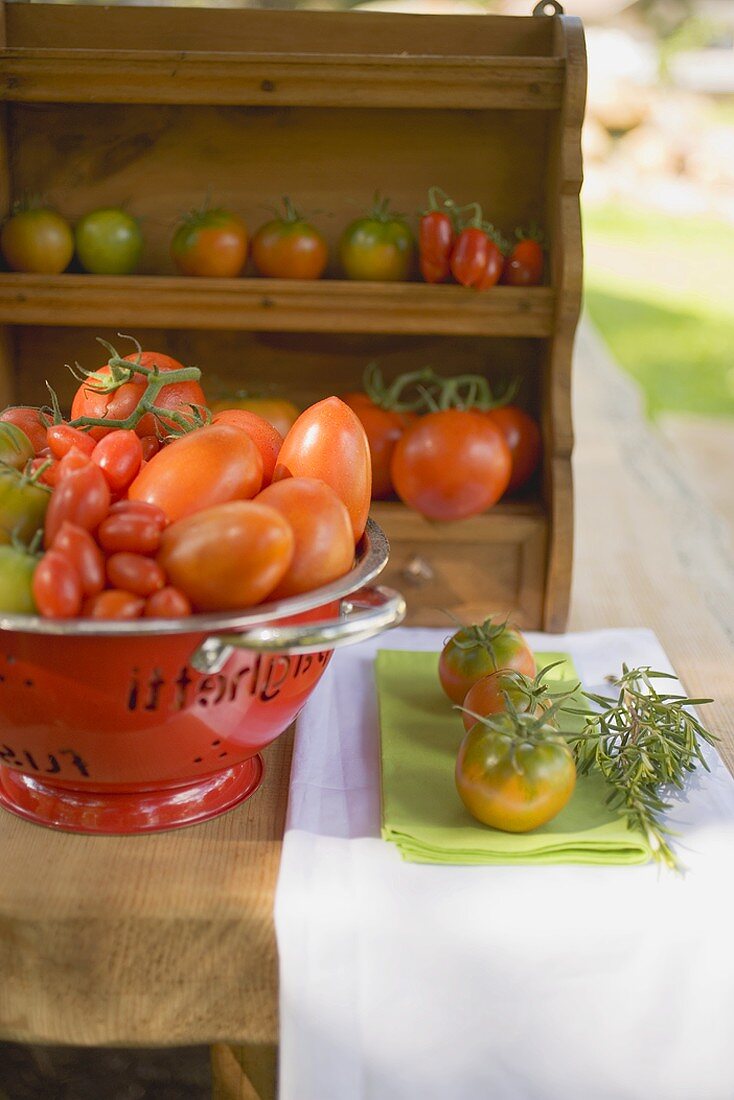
xmin=370 ymin=499 xmax=547 ymax=629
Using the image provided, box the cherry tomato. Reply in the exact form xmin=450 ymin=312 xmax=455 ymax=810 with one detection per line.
xmin=1 ymin=206 xmax=74 ymax=274
xmin=106 ymin=552 xmax=166 ymax=597
xmin=43 ymin=462 xmax=111 ymax=548
xmin=51 ymin=521 xmax=105 ymax=596
xmin=0 ymin=407 xmax=48 ymax=453
xmin=171 ymin=208 xmax=248 ymax=277
xmin=32 ymin=550 xmax=83 ymax=619
xmin=74 ymin=208 xmax=144 ymax=275
xmin=391 ymin=410 xmax=511 ymax=521
xmin=462 ymin=669 xmax=547 ymax=732
xmin=97 ymin=512 xmax=161 ymax=555
xmin=128 ymin=423 xmax=263 ymax=523
xmin=256 ymin=477 xmax=354 ymax=599
xmin=340 ymin=197 xmax=414 ymax=282
xmin=0 ymin=543 xmax=38 ymax=614
xmin=71 ymin=350 xmax=207 ymax=441
xmin=0 ymin=464 xmax=51 ymax=543
xmin=503 ymin=236 xmax=544 ymax=287
xmin=340 ymin=392 xmax=413 ymax=500
xmin=274 ymin=397 xmax=371 ymax=542
xmin=91 ymin=430 xmax=143 ymax=493
xmin=0 ymin=423 xmax=34 ymax=470
xmin=209 ymin=397 xmax=299 ymax=439
xmin=158 ymin=501 xmax=294 ymax=612
xmin=456 ymin=713 xmax=576 ymax=832
xmin=212 ymin=409 xmax=283 ymax=487
xmin=439 ymin=619 xmax=536 ymax=705
xmin=144 ymin=586 xmax=192 ymax=619
xmin=140 ymin=435 xmax=160 ymax=461
xmin=46 ymin=424 xmax=96 ymax=461
xmin=108 ymin=499 xmax=168 ymax=530
xmin=252 ymin=199 xmax=328 ymax=280
xmin=419 ymin=210 xmax=455 ymax=284
xmin=485 ymin=406 xmax=542 ymax=493
xmin=82 ymin=589 xmax=145 ymax=620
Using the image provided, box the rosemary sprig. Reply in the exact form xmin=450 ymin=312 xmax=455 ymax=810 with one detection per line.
xmin=566 ymin=665 xmax=717 ymax=870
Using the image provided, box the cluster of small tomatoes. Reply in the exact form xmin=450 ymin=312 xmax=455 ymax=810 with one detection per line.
xmin=1 ymin=190 xmax=543 ymax=288
xmin=0 ymin=338 xmax=371 ymax=621
xmin=438 ymin=618 xmax=577 ymax=833
xmin=343 ymin=365 xmax=541 ymax=521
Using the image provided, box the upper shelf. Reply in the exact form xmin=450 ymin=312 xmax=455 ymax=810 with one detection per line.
xmin=0 ymin=47 xmax=564 ymax=110
xmin=0 ymin=275 xmax=554 ymax=337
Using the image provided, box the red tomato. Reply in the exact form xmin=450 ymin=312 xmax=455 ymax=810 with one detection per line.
xmin=83 ymin=589 xmax=145 ymax=620
xmin=140 ymin=435 xmax=160 ymax=461
xmin=144 ymin=586 xmax=192 ymax=619
xmin=0 ymin=407 xmax=48 ymax=453
xmin=503 ymin=237 xmax=544 ymax=287
xmin=158 ymin=501 xmax=295 ymax=612
xmin=251 ymin=200 xmax=328 ymax=280
xmin=128 ymin=423 xmax=263 ymax=523
xmin=341 ymin=393 xmax=414 ymax=500
xmin=485 ymin=406 xmax=542 ymax=493
xmin=108 ymin=499 xmax=168 ymax=530
xmin=213 ymin=409 xmax=283 ymax=487
xmin=28 ymin=456 xmax=59 ymax=488
xmin=32 ymin=550 xmax=82 ymax=619
xmin=273 ymin=397 xmax=371 ymax=542
xmin=91 ymin=430 xmax=143 ymax=494
xmin=71 ymin=350 xmax=207 ymax=440
xmin=419 ymin=210 xmax=455 ymax=284
xmin=475 ymin=239 xmax=505 ymax=291
xmin=51 ymin=521 xmax=105 ymax=596
xmin=171 ymin=208 xmax=248 ymax=278
xmin=438 ymin=619 xmax=536 ymax=705
xmin=46 ymin=424 xmax=96 ymax=461
xmin=256 ymin=477 xmax=354 ymax=599
xmin=57 ymin=448 xmax=93 ymax=478
xmin=97 ymin=513 xmax=161 ymax=555
xmin=450 ymin=227 xmax=489 ymax=288
xmin=44 ymin=462 xmax=111 ymax=548
xmin=391 ymin=410 xmax=511 ymax=521
xmin=106 ymin=552 xmax=166 ymax=597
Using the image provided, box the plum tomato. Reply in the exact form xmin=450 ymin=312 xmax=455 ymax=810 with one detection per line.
xmin=46 ymin=424 xmax=96 ymax=461
xmin=273 ymin=396 xmax=371 ymax=542
xmin=97 ymin=512 xmax=162 ymax=556
xmin=391 ymin=409 xmax=511 ymax=521
xmin=251 ymin=199 xmax=328 ymax=280
xmin=341 ymin=393 xmax=414 ymax=500
xmin=1 ymin=206 xmax=74 ymax=274
xmin=210 ymin=396 xmax=300 ymax=439
xmin=91 ymin=430 xmax=143 ymax=494
xmin=107 ymin=499 xmax=168 ymax=530
xmin=256 ymin=477 xmax=354 ymax=599
xmin=128 ymin=423 xmax=263 ymax=523
xmin=171 ymin=208 xmax=248 ymax=278
xmin=0 ymin=542 xmax=38 ymax=614
xmin=106 ymin=552 xmax=166 ymax=597
xmin=83 ymin=589 xmax=145 ymax=620
xmin=157 ymin=501 xmax=295 ymax=612
xmin=0 ymin=407 xmax=48 ymax=454
xmin=51 ymin=521 xmax=105 ymax=596
xmin=0 ymin=423 xmax=35 ymax=470
xmin=43 ymin=461 xmax=111 ymax=548
xmin=32 ymin=549 xmax=83 ymax=619
xmin=485 ymin=406 xmax=541 ymax=493
xmin=439 ymin=618 xmax=536 ymax=705
xmin=74 ymin=208 xmax=144 ymax=275
xmin=144 ymin=585 xmax=192 ymax=619
xmin=456 ymin=712 xmax=576 ymax=832
xmin=212 ymin=409 xmax=283 ymax=487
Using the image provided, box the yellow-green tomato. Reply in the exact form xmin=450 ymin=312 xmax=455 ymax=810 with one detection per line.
xmin=0 ymin=463 xmax=51 ymax=543
xmin=455 ymin=713 xmax=576 ymax=832
xmin=1 ymin=207 xmax=74 ymax=274
xmin=0 ymin=423 xmax=34 ymax=470
xmin=75 ymin=207 xmax=144 ymax=274
xmin=0 ymin=543 xmax=38 ymax=614
xmin=340 ymin=198 xmax=414 ymax=281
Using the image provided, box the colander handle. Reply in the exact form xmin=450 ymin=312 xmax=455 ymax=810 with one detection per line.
xmin=189 ymin=584 xmax=406 ymax=674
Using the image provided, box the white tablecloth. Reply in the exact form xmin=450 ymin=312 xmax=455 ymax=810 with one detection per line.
xmin=275 ymin=628 xmax=734 ymax=1100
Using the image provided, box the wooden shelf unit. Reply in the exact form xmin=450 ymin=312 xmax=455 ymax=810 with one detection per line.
xmin=0 ymin=1 xmax=586 ymax=631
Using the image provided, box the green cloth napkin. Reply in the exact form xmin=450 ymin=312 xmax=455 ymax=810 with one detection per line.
xmin=376 ymin=650 xmax=651 ymax=866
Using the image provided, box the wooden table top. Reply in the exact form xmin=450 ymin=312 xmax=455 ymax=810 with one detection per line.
xmin=1 ymin=319 xmax=732 ymax=1048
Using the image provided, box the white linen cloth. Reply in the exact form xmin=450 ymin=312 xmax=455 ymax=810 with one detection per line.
xmin=274 ymin=628 xmax=734 ymax=1100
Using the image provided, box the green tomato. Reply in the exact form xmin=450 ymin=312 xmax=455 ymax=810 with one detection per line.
xmin=75 ymin=208 xmax=144 ymax=275
xmin=0 ymin=463 xmax=50 ymax=544
xmin=340 ymin=197 xmax=414 ymax=281
xmin=0 ymin=423 xmax=34 ymax=470
xmin=0 ymin=543 xmax=38 ymax=614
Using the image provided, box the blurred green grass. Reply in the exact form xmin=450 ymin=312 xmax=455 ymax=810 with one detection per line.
xmin=582 ymin=203 xmax=734 ymax=419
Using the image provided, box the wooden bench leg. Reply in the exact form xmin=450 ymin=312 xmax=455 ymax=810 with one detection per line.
xmin=210 ymin=1042 xmax=277 ymax=1100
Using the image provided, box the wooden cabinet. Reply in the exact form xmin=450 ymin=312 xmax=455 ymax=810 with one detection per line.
xmin=0 ymin=0 xmax=585 ymax=630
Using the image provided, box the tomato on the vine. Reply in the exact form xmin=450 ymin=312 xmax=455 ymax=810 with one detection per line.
xmin=340 ymin=196 xmax=414 ymax=282
xmin=462 ymin=668 xmax=549 ymax=732
xmin=171 ymin=207 xmax=248 ymax=278
xmin=391 ymin=409 xmax=511 ymax=521
xmin=341 ymin=392 xmax=413 ymax=500
xmin=251 ymin=198 xmax=328 ymax=280
xmin=439 ymin=618 xmax=536 ymax=705
xmin=1 ymin=205 xmax=74 ymax=274
xmin=485 ymin=406 xmax=541 ymax=493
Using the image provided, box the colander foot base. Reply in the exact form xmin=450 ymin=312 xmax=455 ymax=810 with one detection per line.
xmin=0 ymin=756 xmax=265 ymax=835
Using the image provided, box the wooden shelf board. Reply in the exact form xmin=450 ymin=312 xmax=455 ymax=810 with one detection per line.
xmin=0 ymin=275 xmax=554 ymax=337
xmin=371 ymin=497 xmax=545 ymax=543
xmin=0 ymin=47 xmax=564 ymax=109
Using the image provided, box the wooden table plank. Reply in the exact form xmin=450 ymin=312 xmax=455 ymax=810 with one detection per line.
xmin=1 ymin=317 xmax=732 ymax=1050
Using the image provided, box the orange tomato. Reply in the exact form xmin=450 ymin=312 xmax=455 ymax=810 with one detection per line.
xmin=171 ymin=208 xmax=248 ymax=278
xmin=128 ymin=423 xmax=263 ymax=523
xmin=251 ymin=200 xmax=328 ymax=280
xmin=256 ymin=477 xmax=354 ymax=599
xmin=273 ymin=396 xmax=371 ymax=542
xmin=213 ymin=408 xmax=283 ymax=487
xmin=210 ymin=397 xmax=300 ymax=439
